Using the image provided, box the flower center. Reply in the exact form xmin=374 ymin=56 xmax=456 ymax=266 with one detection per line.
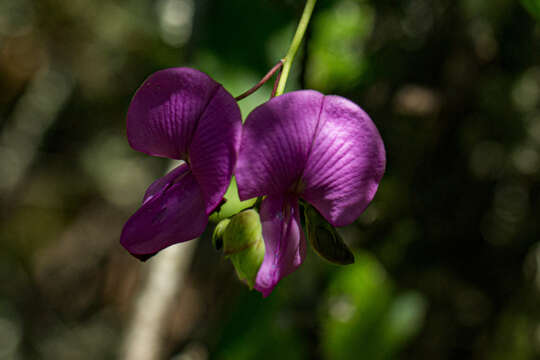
xmin=289 ymin=179 xmax=305 ymax=195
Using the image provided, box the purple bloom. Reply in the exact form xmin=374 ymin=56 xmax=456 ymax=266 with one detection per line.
xmin=121 ymin=68 xmax=242 ymax=259
xmin=235 ymin=90 xmax=385 ymax=296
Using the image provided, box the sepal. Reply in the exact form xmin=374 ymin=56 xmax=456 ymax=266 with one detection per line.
xmin=212 ymin=218 xmax=231 ymax=251
xmin=304 ymin=205 xmax=355 ymax=265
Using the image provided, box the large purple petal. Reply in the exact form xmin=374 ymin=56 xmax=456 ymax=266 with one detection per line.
xmin=302 ymin=95 xmax=386 ymax=226
xmin=255 ymin=195 xmax=306 ymax=297
xmin=236 ymin=91 xmax=324 ymax=200
xmin=127 ymin=68 xmax=222 ymax=160
xmin=190 ymin=86 xmax=242 ymax=213
xmin=120 ymin=170 xmax=207 ymax=258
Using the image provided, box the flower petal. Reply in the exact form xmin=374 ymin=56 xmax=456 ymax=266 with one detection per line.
xmin=142 ymin=162 xmax=189 ymax=204
xmin=127 ymin=68 xmax=222 ymax=160
xmin=120 ymin=170 xmax=207 ymax=258
xmin=255 ymin=195 xmax=306 ymax=297
xmin=301 ymin=95 xmax=386 ymax=226
xmin=189 ymin=86 xmax=242 ymax=213
xmin=236 ymin=90 xmax=324 ymax=199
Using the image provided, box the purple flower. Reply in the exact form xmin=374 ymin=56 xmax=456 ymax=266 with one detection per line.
xmin=235 ymin=90 xmax=386 ymax=296
xmin=121 ymin=68 xmax=242 ymax=259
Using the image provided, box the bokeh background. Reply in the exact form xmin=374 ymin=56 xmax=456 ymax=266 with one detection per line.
xmin=1 ymin=0 xmax=540 ymax=359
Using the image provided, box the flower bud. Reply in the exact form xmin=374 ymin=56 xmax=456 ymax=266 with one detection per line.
xmin=212 ymin=218 xmax=231 ymax=251
xmin=304 ymin=205 xmax=355 ymax=265
xmin=223 ymin=210 xmax=265 ymax=289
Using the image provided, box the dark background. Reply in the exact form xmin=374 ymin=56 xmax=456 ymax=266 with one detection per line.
xmin=1 ymin=0 xmax=539 ymax=358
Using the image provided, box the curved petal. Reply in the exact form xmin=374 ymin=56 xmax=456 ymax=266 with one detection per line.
xmin=301 ymin=95 xmax=386 ymax=226
xmin=190 ymin=86 xmax=242 ymax=213
xmin=255 ymin=195 xmax=306 ymax=297
xmin=127 ymin=68 xmax=223 ymax=160
xmin=142 ymin=162 xmax=189 ymax=204
xmin=236 ymin=90 xmax=324 ymax=200
xmin=120 ymin=171 xmax=207 ymax=258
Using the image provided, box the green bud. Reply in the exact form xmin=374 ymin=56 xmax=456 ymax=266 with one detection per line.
xmin=212 ymin=218 xmax=231 ymax=251
xmin=304 ymin=205 xmax=355 ymax=265
xmin=223 ymin=210 xmax=265 ymax=289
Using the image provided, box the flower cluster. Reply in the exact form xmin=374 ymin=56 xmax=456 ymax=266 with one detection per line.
xmin=121 ymin=67 xmax=385 ymax=296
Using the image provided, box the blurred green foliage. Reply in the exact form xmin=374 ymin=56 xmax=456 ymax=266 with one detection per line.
xmin=322 ymin=253 xmax=426 ymax=360
xmin=521 ymin=0 xmax=540 ymax=20
xmin=308 ymin=0 xmax=374 ymax=90
xmin=1 ymin=0 xmax=540 ymax=359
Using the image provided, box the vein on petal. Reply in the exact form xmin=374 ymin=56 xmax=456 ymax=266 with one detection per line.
xmin=298 ymin=95 xmax=326 ymax=194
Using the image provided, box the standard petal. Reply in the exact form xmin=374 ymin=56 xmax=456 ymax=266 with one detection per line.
xmin=301 ymin=95 xmax=386 ymax=226
xmin=120 ymin=171 xmax=207 ymax=258
xmin=127 ymin=68 xmax=221 ymax=160
xmin=255 ymin=195 xmax=306 ymax=297
xmin=236 ymin=90 xmax=324 ymax=200
xmin=189 ymin=86 xmax=242 ymax=213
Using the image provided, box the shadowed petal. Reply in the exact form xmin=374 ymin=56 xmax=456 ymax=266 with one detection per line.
xmin=190 ymin=86 xmax=242 ymax=213
xmin=236 ymin=91 xmax=324 ymax=200
xmin=302 ymin=95 xmax=386 ymax=226
xmin=120 ymin=171 xmax=207 ymax=258
xmin=142 ymin=162 xmax=189 ymax=204
xmin=127 ymin=68 xmax=223 ymax=160
xmin=255 ymin=195 xmax=306 ymax=297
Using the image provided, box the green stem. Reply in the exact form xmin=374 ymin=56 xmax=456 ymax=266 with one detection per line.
xmin=275 ymin=0 xmax=317 ymax=96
